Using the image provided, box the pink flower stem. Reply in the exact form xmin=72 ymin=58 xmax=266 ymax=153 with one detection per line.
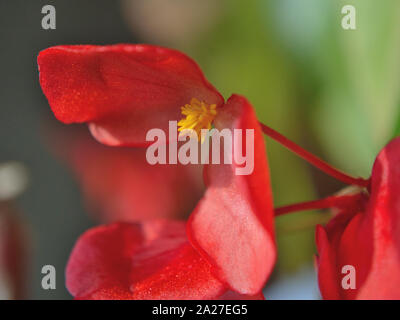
xmin=259 ymin=122 xmax=370 ymax=188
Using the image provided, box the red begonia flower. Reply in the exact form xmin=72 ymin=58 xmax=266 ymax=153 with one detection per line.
xmin=38 ymin=44 xmax=224 ymax=146
xmin=316 ymin=137 xmax=400 ymax=299
xmin=66 ymin=220 xmax=264 ymax=300
xmin=65 ymin=95 xmax=275 ymax=299
xmin=0 ymin=202 xmax=28 ymax=300
xmin=49 ymin=126 xmax=204 ymax=222
xmin=39 ymin=44 xmax=276 ymax=298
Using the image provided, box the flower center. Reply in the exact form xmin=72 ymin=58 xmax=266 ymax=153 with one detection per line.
xmin=178 ymin=98 xmax=217 ymax=141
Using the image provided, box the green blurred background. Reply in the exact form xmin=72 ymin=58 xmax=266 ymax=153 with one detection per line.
xmin=1 ymin=0 xmax=399 ymax=299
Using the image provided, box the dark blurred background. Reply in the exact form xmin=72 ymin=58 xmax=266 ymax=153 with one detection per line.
xmin=0 ymin=0 xmax=399 ymax=299
xmin=0 ymin=0 xmax=136 ymax=299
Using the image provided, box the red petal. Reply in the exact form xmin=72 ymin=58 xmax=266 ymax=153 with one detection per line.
xmin=49 ymin=126 xmax=204 ymax=222
xmin=356 ymin=137 xmax=400 ymax=299
xmin=316 ymin=137 xmax=400 ymax=299
xmin=315 ymin=225 xmax=342 ymax=300
xmin=38 ymin=44 xmax=224 ymax=146
xmin=66 ymin=221 xmax=228 ymax=300
xmin=187 ymin=94 xmax=276 ymax=295
xmin=0 ymin=203 xmax=28 ymax=299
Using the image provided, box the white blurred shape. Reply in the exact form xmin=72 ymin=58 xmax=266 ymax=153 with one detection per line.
xmin=0 ymin=162 xmax=29 ymax=201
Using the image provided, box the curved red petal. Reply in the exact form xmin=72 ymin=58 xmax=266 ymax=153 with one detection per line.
xmin=356 ymin=137 xmax=400 ymax=299
xmin=38 ymin=44 xmax=224 ymax=146
xmin=66 ymin=221 xmax=227 ymax=300
xmin=49 ymin=126 xmax=204 ymax=222
xmin=315 ymin=224 xmax=343 ymax=300
xmin=316 ymin=137 xmax=400 ymax=299
xmin=187 ymin=94 xmax=276 ymax=295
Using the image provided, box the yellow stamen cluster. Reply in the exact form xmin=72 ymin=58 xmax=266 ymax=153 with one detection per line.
xmin=178 ymin=98 xmax=217 ymax=142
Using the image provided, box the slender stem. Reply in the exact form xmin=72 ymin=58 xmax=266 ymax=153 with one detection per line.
xmin=259 ymin=122 xmax=370 ymax=187
xmin=275 ymin=194 xmax=360 ymax=216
